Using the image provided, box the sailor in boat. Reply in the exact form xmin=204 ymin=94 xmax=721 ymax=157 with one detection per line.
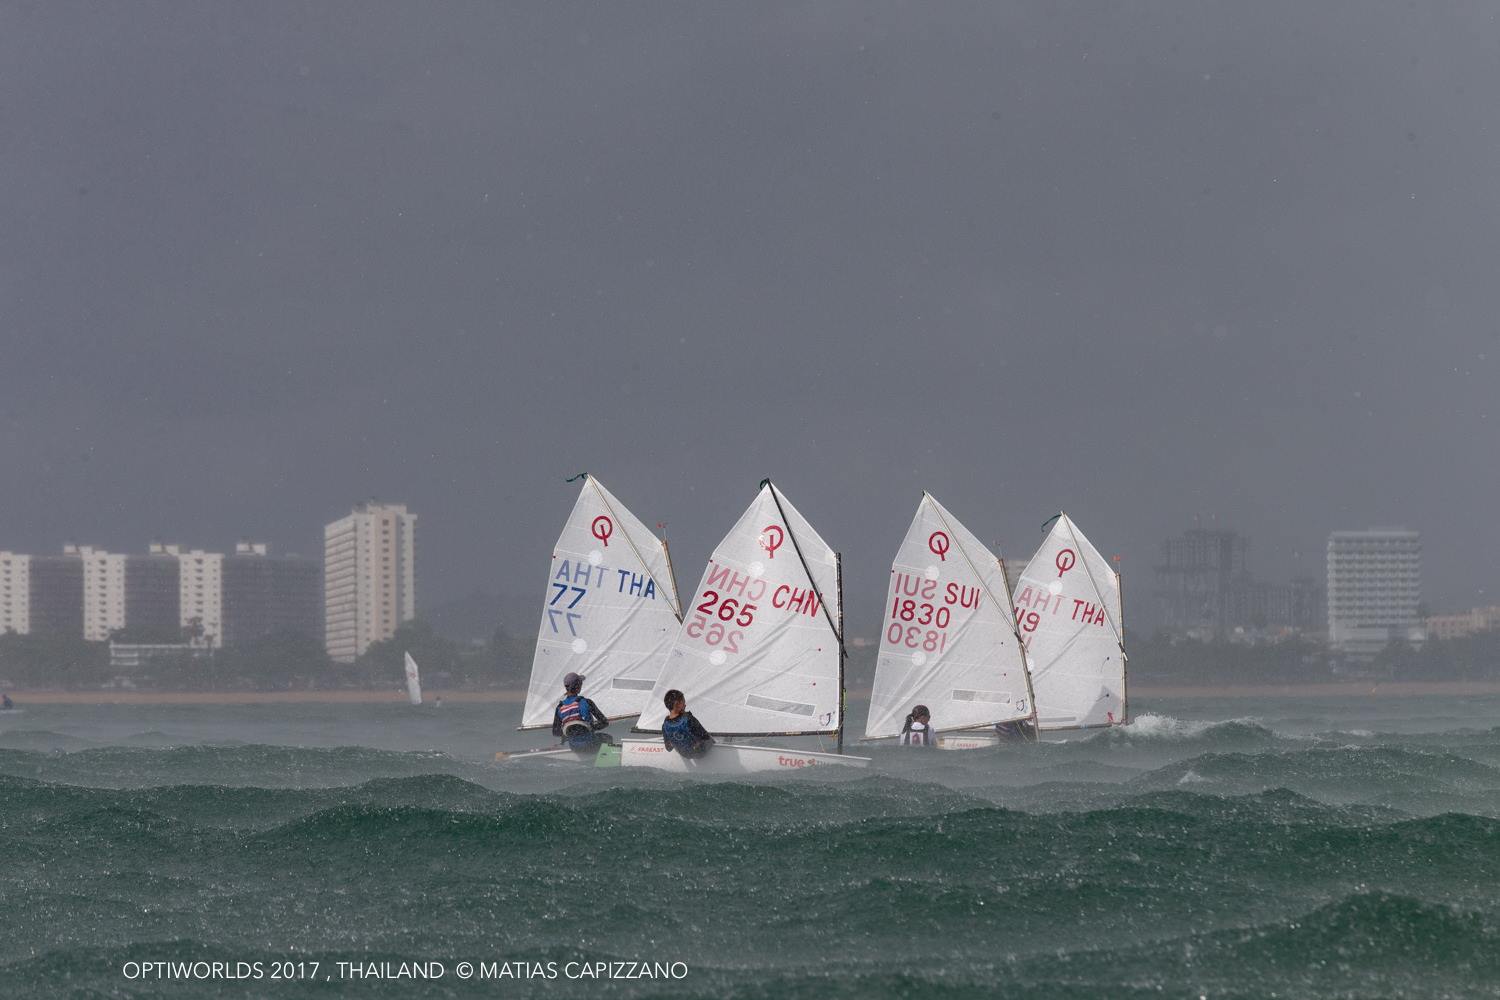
xmin=993 ymin=718 xmax=1037 ymax=743
xmin=1 ymin=694 xmax=12 ymax=711
xmin=661 ymin=689 xmax=714 ymax=758
xmin=552 ymin=672 xmax=614 ymax=752
xmin=899 ymin=705 xmax=935 ymax=747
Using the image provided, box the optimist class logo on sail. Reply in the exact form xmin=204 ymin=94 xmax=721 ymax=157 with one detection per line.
xmin=759 ymin=525 xmax=784 ymax=558
xmin=591 ymin=516 xmax=613 ymax=547
xmin=928 ymin=532 xmax=950 ymax=561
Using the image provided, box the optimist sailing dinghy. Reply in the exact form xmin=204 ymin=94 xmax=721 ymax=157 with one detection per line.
xmin=863 ymin=493 xmax=1038 ymax=751
xmin=1012 ymin=512 xmax=1128 ymax=736
xmin=924 ymin=513 xmax=1127 ymax=748
xmin=602 ymin=480 xmax=869 ymax=774
xmin=495 ymin=475 xmax=683 ymax=764
xmin=404 ymin=652 xmax=423 ymax=706
xmin=936 ymin=515 xmax=1128 ymax=743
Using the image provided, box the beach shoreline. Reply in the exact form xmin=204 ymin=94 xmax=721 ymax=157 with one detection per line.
xmin=5 ymin=681 xmax=1500 ymax=705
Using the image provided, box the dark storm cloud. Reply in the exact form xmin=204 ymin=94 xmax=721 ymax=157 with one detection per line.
xmin=2 ymin=1 xmax=1496 ymax=629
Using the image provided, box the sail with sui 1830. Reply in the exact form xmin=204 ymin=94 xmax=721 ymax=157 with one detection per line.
xmin=1012 ymin=513 xmax=1126 ymax=731
xmin=865 ymin=493 xmax=1035 ymax=740
xmin=635 ymin=481 xmax=842 ymax=737
xmin=520 ymin=476 xmax=683 ymax=730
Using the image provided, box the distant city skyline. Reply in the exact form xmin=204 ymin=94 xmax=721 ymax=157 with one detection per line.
xmin=3 ymin=510 xmax=1494 ymax=666
xmin=0 ymin=495 xmax=1461 ymax=635
xmin=0 ymin=540 xmax=319 ymax=650
xmin=0 ymin=505 xmax=1479 ymax=649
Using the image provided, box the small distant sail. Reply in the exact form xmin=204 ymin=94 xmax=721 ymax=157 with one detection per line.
xmin=866 ymin=493 xmax=1035 ymax=739
xmin=404 ymin=652 xmax=422 ymax=706
xmin=637 ymin=481 xmax=842 ymax=737
xmin=1013 ymin=513 xmax=1125 ymax=730
xmin=521 ymin=476 xmax=684 ymax=729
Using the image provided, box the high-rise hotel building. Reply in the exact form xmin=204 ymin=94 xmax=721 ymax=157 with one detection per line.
xmin=0 ymin=552 xmax=30 ymax=635
xmin=124 ymin=545 xmax=183 ymax=638
xmin=222 ymin=542 xmax=321 ymax=648
xmin=26 ymin=552 xmax=84 ymax=636
xmin=175 ymin=548 xmax=223 ymax=645
xmin=76 ymin=546 xmax=128 ymax=641
xmin=324 ymin=503 xmax=416 ymax=662
xmin=1327 ymin=528 xmax=1423 ymax=659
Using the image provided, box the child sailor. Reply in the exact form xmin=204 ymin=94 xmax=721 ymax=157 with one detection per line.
xmin=900 ymin=705 xmax=935 ymax=747
xmin=660 ymin=689 xmax=714 ymax=758
xmin=552 ymin=672 xmax=614 ymax=751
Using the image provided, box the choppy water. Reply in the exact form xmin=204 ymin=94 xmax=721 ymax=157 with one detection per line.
xmin=1 ymin=695 xmax=1498 ymax=998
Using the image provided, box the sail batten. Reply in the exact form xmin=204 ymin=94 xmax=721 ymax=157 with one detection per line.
xmin=865 ymin=493 xmax=1035 ymax=740
xmin=520 ymin=477 xmax=683 ymax=730
xmin=637 ymin=482 xmax=842 ymax=737
xmin=1014 ymin=512 xmax=1125 ymax=730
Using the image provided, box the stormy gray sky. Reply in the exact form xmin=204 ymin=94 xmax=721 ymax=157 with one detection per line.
xmin=2 ymin=1 xmax=1497 ymax=632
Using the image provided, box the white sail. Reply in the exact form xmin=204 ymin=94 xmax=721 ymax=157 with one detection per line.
xmin=636 ymin=481 xmax=842 ymax=736
xmin=1013 ymin=513 xmax=1125 ymax=730
xmin=865 ymin=493 xmax=1034 ymax=739
xmin=404 ymin=652 xmax=422 ymax=706
xmin=521 ymin=476 xmax=684 ymax=729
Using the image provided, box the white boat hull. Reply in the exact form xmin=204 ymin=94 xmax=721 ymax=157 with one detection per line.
xmin=937 ymin=724 xmax=1124 ymax=749
xmin=493 ymin=745 xmax=599 ymax=764
xmin=606 ymin=738 xmax=869 ymax=773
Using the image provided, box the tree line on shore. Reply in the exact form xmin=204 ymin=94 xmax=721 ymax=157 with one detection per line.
xmin=1130 ymin=630 xmax=1500 ymax=683
xmin=0 ymin=621 xmax=534 ymax=692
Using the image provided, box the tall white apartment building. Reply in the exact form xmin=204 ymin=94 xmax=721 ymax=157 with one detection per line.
xmin=324 ymin=503 xmax=417 ymax=662
xmin=175 ymin=548 xmax=224 ymax=647
xmin=0 ymin=552 xmax=30 ymax=635
xmin=72 ymin=545 xmax=128 ymax=642
xmin=1327 ymin=528 xmax=1423 ymax=659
